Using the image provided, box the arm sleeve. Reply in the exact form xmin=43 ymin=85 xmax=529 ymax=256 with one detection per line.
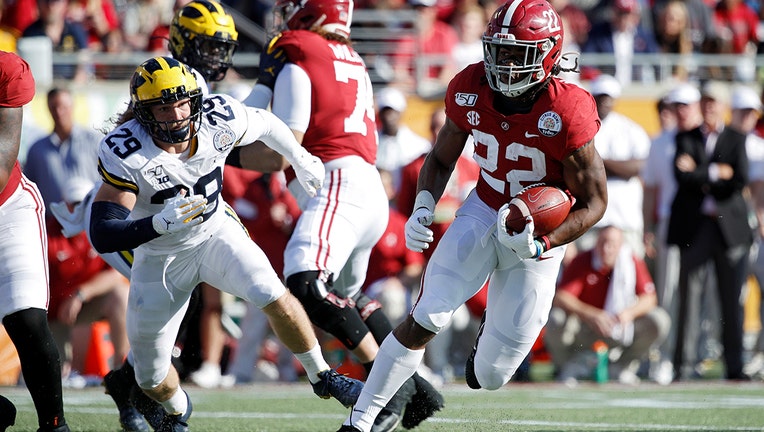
xmin=89 ymin=201 xmax=160 ymax=253
xmin=270 ymin=63 xmax=312 ymax=134
xmin=242 ymin=84 xmax=273 ymax=110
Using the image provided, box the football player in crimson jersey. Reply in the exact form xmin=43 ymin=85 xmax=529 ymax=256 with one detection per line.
xmin=338 ymin=0 xmax=607 ymax=430
xmin=0 ymin=51 xmax=71 ymax=432
xmin=243 ymin=0 xmax=444 ymax=430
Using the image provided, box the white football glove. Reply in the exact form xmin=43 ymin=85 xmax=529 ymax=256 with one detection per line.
xmin=497 ymin=203 xmax=542 ymax=259
xmin=405 ymin=191 xmax=437 ymax=252
xmin=152 ymin=193 xmax=207 ymax=235
xmin=292 ymin=150 xmax=325 ymax=198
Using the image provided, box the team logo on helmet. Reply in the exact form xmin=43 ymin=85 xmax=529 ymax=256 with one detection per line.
xmin=537 ymin=111 xmax=562 ymax=137
xmin=213 ymin=128 xmax=236 ymax=152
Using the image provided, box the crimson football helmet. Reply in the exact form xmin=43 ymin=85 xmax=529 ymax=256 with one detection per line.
xmin=483 ymin=0 xmax=564 ymax=98
xmin=271 ymin=0 xmax=354 ymax=38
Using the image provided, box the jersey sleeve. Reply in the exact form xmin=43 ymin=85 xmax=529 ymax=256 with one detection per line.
xmin=560 ymin=87 xmax=600 ymax=154
xmin=96 ymin=131 xmax=139 ymax=194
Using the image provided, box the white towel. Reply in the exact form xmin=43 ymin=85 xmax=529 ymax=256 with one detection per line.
xmin=602 ymin=244 xmax=637 ymax=346
xmin=48 ymin=188 xmax=97 ymax=238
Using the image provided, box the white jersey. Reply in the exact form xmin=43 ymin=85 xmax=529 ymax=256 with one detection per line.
xmin=97 ymin=93 xmax=277 ymax=255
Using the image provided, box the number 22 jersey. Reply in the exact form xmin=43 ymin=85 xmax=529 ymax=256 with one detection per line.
xmin=446 ymin=63 xmax=600 ymax=211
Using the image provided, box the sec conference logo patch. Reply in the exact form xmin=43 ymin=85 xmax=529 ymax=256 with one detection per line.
xmin=537 ymin=111 xmax=562 ymax=137
xmin=213 ymin=128 xmax=236 ymax=153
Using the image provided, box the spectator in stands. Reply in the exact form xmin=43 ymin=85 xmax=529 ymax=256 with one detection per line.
xmin=66 ymin=0 xmax=122 ymax=52
xmin=576 ymin=74 xmax=651 ymax=258
xmin=21 ymin=0 xmax=90 ymax=81
xmin=654 ymin=0 xmax=694 ymax=81
xmin=375 ymin=86 xmax=432 ymax=191
xmin=641 ymin=83 xmax=702 ymax=384
xmin=450 ymin=4 xmax=485 ymax=73
xmin=47 ymin=177 xmax=131 ymax=386
xmin=23 ymin=87 xmax=102 ymax=208
xmin=668 ymin=79 xmax=752 ymax=381
xmin=582 ymin=0 xmax=659 ymax=85
xmin=0 ymin=0 xmax=38 ymax=35
xmin=0 ymin=0 xmax=20 ymax=52
xmin=652 ymin=0 xmax=718 ymax=54
xmin=546 ymin=225 xmax=671 ymax=384
xmin=119 ymin=0 xmax=175 ymax=52
xmin=391 ymin=0 xmax=459 ymax=96
xmin=712 ymin=0 xmax=760 ymax=81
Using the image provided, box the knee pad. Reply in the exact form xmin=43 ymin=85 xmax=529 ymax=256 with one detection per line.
xmin=286 ymin=271 xmax=369 ymax=349
xmin=474 ymin=330 xmax=533 ymax=390
xmin=353 ymin=293 xmax=392 ymax=345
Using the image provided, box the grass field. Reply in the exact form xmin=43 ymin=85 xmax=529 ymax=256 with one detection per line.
xmin=4 ymin=379 xmax=764 ymax=432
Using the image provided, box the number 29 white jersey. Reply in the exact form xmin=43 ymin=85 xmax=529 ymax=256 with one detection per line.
xmin=97 ymin=93 xmax=274 ymax=255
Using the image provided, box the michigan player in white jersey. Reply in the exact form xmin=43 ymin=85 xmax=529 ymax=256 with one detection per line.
xmin=89 ymin=56 xmax=363 ymax=432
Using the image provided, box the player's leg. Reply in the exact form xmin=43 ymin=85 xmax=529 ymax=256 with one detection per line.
xmin=202 ymin=218 xmax=364 ymax=407
xmin=467 ymin=247 xmax=562 ymax=390
xmin=0 ymin=184 xmax=69 ymax=432
xmin=4 ymin=309 xmax=69 ymax=432
xmin=128 ymin=250 xmax=199 ymax=430
xmin=353 ymin=291 xmax=444 ymax=429
xmin=343 ymin=204 xmax=495 ymax=431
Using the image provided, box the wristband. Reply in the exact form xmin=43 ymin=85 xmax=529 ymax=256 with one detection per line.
xmin=414 ymin=190 xmax=436 ymax=213
xmin=537 ymin=235 xmax=551 ymax=252
xmin=75 ymin=291 xmax=86 ymax=302
xmin=532 ymin=240 xmax=545 ymax=258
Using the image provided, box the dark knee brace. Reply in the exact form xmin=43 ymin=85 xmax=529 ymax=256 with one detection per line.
xmin=3 ymin=308 xmax=66 ymax=429
xmin=353 ymin=292 xmax=393 ymax=345
xmin=286 ymin=271 xmax=369 ymax=349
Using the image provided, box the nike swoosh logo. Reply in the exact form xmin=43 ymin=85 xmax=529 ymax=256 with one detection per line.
xmin=538 ymin=254 xmax=553 ymax=261
xmin=525 ymin=132 xmax=539 ymax=138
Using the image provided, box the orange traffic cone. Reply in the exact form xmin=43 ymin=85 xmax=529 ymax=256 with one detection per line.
xmin=83 ymin=321 xmax=114 ymax=378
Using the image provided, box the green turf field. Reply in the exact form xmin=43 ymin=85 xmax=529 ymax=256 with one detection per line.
xmin=4 ymin=380 xmax=764 ymax=431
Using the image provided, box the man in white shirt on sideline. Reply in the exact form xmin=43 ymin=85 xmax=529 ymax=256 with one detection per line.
xmin=577 ymin=74 xmax=652 ymax=258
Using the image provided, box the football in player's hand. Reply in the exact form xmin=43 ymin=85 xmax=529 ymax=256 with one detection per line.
xmin=505 ymin=185 xmax=573 ymax=236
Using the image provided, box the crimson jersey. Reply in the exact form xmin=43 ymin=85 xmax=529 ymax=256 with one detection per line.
xmin=446 ymin=63 xmax=599 ymax=210
xmin=558 ymin=249 xmax=656 ymax=310
xmin=268 ymin=30 xmax=377 ymax=165
xmin=0 ymin=51 xmax=34 ymax=206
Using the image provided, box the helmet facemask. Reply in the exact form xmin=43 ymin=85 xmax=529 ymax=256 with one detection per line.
xmin=175 ymin=30 xmax=238 ymax=82
xmin=134 ymin=90 xmax=204 ymax=144
xmin=483 ymin=36 xmax=557 ymax=99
